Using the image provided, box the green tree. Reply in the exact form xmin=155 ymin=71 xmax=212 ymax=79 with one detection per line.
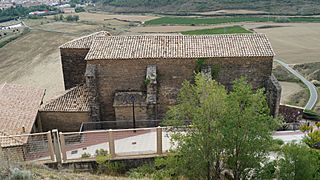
xmin=160 ymin=74 xmax=280 ymax=180
xmin=222 ymin=78 xmax=280 ymax=179
xmin=259 ymin=143 xmax=320 ymax=179
xmin=162 ymin=73 xmax=228 ymax=179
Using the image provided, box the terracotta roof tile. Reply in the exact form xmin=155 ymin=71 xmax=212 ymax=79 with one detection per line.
xmin=85 ymin=34 xmax=274 ymax=60
xmin=0 ymin=83 xmax=45 ymax=147
xmin=40 ymin=84 xmax=89 ymax=112
xmin=60 ymin=31 xmax=111 ymax=49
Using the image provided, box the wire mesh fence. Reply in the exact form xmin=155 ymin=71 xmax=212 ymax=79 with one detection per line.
xmin=61 ymin=130 xmax=109 ymax=161
xmin=60 ymin=127 xmax=174 ymax=162
xmin=0 ymin=127 xmax=180 ymax=164
xmin=80 ymin=120 xmax=163 ymax=131
xmin=0 ymin=132 xmax=55 ymax=163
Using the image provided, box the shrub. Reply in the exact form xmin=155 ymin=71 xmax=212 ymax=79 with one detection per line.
xmin=127 ymin=163 xmax=155 ymax=179
xmin=195 ymin=58 xmax=205 ymax=73
xmin=95 ymin=149 xmax=108 ymax=156
xmin=303 ymin=130 xmax=320 ymax=149
xmin=274 ymin=17 xmax=290 ymax=23
xmin=81 ymin=152 xmax=91 ymax=158
xmin=10 ymin=168 xmax=32 ymax=180
xmin=299 ymin=124 xmax=312 ymax=133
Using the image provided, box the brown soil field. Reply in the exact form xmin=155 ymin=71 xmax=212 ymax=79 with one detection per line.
xmin=279 ymin=81 xmax=305 ymax=104
xmin=251 ymin=23 xmax=320 ymax=64
xmin=72 ymin=12 xmax=158 ymax=23
xmin=0 ymin=30 xmax=77 ymax=102
xmin=36 ymin=22 xmax=101 ymax=34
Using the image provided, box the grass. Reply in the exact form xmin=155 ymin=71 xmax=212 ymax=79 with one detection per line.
xmin=145 ymin=16 xmax=320 ymax=25
xmin=0 ymin=28 xmax=30 ymax=48
xmin=181 ymin=26 xmax=251 ymax=35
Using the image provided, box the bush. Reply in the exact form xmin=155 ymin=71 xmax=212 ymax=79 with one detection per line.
xmin=127 ymin=163 xmax=155 ymax=179
xmin=274 ymin=17 xmax=291 ymax=23
xmin=65 ymin=15 xmax=79 ymax=22
xmin=10 ymin=168 xmax=32 ymax=180
xmin=75 ymin=7 xmax=85 ymax=13
xmin=95 ymin=149 xmax=108 ymax=156
xmin=81 ymin=152 xmax=91 ymax=158
xmin=299 ymin=124 xmax=312 ymax=133
xmin=303 ymin=130 xmax=320 ymax=149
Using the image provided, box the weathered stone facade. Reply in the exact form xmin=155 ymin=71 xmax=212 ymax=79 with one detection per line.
xmin=87 ymin=57 xmax=275 ymax=121
xmin=39 ymin=112 xmax=89 ymax=132
xmin=55 ymin=33 xmax=281 ymax=128
xmin=265 ymin=75 xmax=282 ymax=116
xmin=61 ymin=48 xmax=88 ymax=89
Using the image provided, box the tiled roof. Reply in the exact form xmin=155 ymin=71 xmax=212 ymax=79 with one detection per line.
xmin=40 ymin=84 xmax=89 ymax=112
xmin=85 ymin=34 xmax=274 ymax=60
xmin=60 ymin=31 xmax=111 ymax=49
xmin=0 ymin=83 xmax=45 ymax=147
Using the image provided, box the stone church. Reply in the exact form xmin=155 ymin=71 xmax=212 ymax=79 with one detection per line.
xmin=39 ymin=31 xmax=281 ymax=132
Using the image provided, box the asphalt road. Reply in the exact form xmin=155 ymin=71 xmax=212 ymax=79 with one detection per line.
xmin=275 ymin=59 xmax=318 ymax=110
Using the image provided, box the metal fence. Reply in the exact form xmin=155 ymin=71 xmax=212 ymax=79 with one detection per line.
xmin=59 ymin=127 xmax=172 ymax=162
xmin=0 ymin=127 xmax=177 ymax=163
xmin=80 ymin=120 xmax=163 ymax=131
xmin=0 ymin=131 xmax=55 ymax=163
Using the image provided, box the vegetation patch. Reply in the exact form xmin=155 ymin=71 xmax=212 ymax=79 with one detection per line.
xmin=272 ymin=64 xmax=301 ymax=83
xmin=181 ymin=26 xmax=251 ymax=35
xmin=286 ymin=88 xmax=309 ymax=107
xmin=0 ymin=28 xmax=30 ymax=48
xmin=145 ymin=16 xmax=320 ymax=26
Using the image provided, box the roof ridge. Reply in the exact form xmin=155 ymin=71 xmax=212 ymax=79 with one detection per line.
xmin=60 ymin=31 xmax=111 ymax=49
xmin=85 ymin=33 xmax=274 ymax=60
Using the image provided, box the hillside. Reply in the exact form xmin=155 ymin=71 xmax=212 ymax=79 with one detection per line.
xmin=95 ymin=0 xmax=320 ymax=15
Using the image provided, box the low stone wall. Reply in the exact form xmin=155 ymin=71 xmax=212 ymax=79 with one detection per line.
xmin=39 ymin=111 xmax=89 ymax=132
xmin=279 ymin=104 xmax=304 ymax=123
xmin=265 ymin=74 xmax=282 ymax=117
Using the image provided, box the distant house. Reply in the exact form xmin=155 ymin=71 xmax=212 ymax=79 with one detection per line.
xmin=0 ymin=83 xmax=45 ymax=160
xmin=38 ymin=31 xmax=281 ymax=131
xmin=62 ymin=8 xmax=75 ymax=14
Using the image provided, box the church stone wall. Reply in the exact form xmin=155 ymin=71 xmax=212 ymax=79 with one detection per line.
xmin=88 ymin=56 xmax=273 ymax=121
xmin=265 ymin=74 xmax=282 ymax=116
xmin=60 ymin=48 xmax=89 ymax=90
xmin=39 ymin=111 xmax=89 ymax=132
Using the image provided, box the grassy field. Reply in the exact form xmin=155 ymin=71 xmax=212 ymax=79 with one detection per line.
xmin=145 ymin=16 xmax=320 ymax=26
xmin=181 ymin=26 xmax=251 ymax=35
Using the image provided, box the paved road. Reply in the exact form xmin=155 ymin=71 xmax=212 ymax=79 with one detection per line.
xmin=275 ymin=59 xmax=318 ymax=110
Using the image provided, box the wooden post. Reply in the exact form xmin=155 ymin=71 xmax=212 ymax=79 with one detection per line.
xmin=52 ymin=129 xmax=62 ymax=164
xmin=108 ymin=129 xmax=116 ymax=158
xmin=156 ymin=126 xmax=162 ymax=155
xmin=59 ymin=132 xmax=67 ymax=163
xmin=46 ymin=131 xmax=55 ymax=162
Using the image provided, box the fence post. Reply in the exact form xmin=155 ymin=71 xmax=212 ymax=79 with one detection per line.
xmin=59 ymin=132 xmax=67 ymax=163
xmin=108 ymin=129 xmax=116 ymax=158
xmin=52 ymin=129 xmax=62 ymax=164
xmin=156 ymin=126 xmax=162 ymax=155
xmin=46 ymin=131 xmax=55 ymax=162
